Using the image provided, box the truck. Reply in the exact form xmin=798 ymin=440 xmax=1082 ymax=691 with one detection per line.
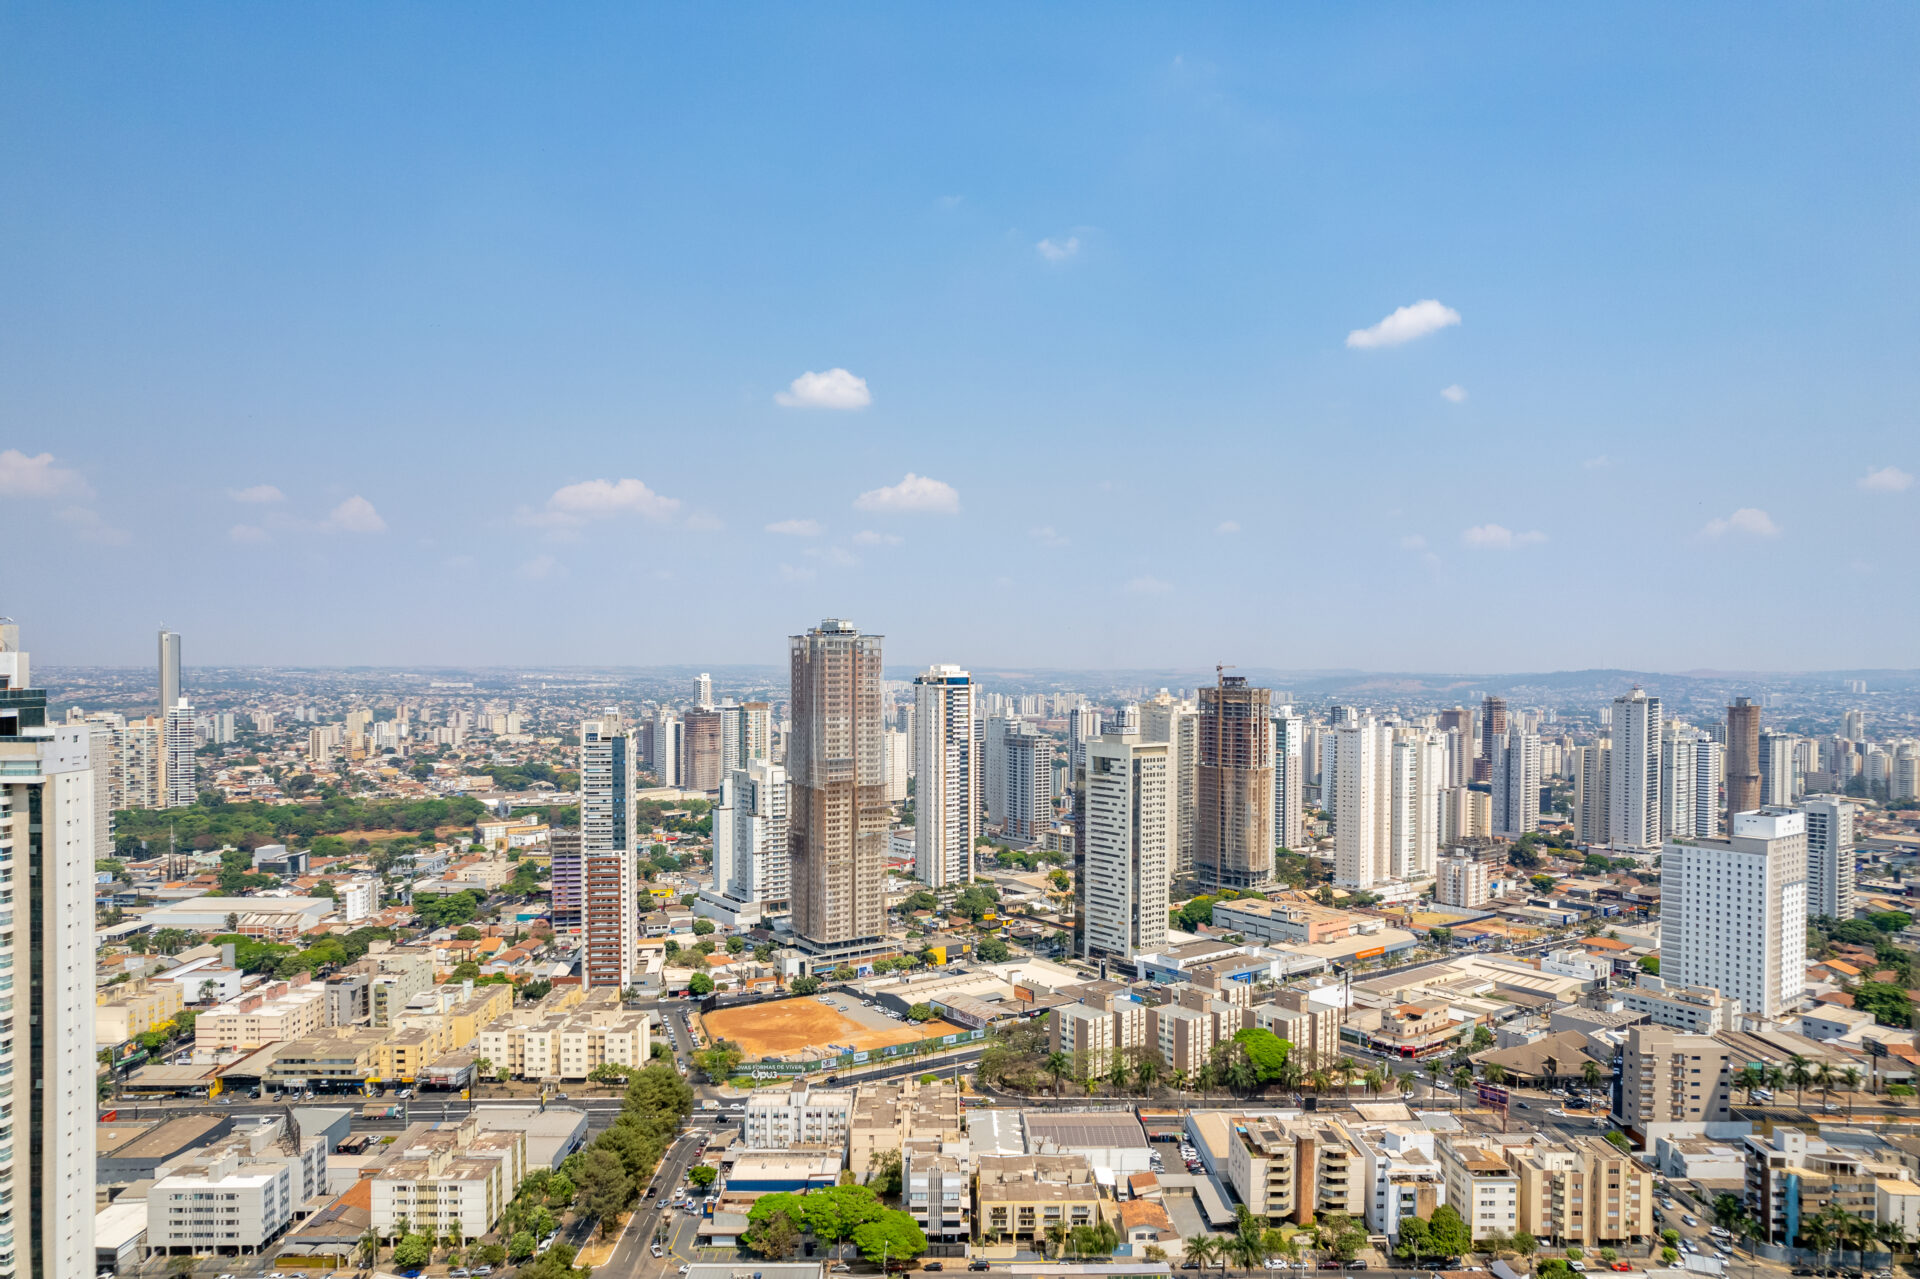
xmin=362 ymin=1103 xmax=403 ymax=1120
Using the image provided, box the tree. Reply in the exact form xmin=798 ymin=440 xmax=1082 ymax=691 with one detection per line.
xmin=688 ymin=972 xmax=714 ymax=996
xmin=691 ymin=917 xmax=716 ymax=935
xmin=901 ymin=890 xmax=938 ymax=913
xmin=803 ymin=1183 xmax=889 ymax=1257
xmin=696 ymin=1043 xmax=743 ymax=1080
xmin=1855 ymin=981 xmax=1913 ymax=1026
xmin=456 ymin=925 xmax=482 ymax=941
xmin=1428 ymin=1203 xmax=1474 ymax=1258
xmin=1604 ymin=1129 xmax=1630 ymax=1152
xmin=1186 ymin=1234 xmax=1221 ymax=1272
xmin=905 ymin=1002 xmax=935 ymax=1022
xmin=392 ymin=1233 xmax=433 ymax=1268
xmin=791 ymin=975 xmax=822 ymax=996
xmin=1044 ymin=1051 xmax=1072 ymax=1095
xmin=832 ymin=964 xmax=857 ymax=981
xmin=577 ymin=1147 xmax=632 ymax=1232
xmin=726 ymin=935 xmax=747 ymax=954
xmin=867 ymin=1147 xmax=903 ymax=1199
xmin=754 ymin=943 xmax=775 ymax=962
xmin=976 ymin=935 xmax=1012 ymax=963
xmin=689 ymin=1165 xmax=717 ymax=1188
xmin=1581 ymin=1059 xmax=1604 ymax=1089
xmin=1472 ymin=1025 xmax=1495 ymax=1050
xmin=1638 ymin=954 xmax=1660 ymax=975
xmin=1430 ymin=926 xmax=1453 ymax=947
xmin=851 ymin=1209 xmax=929 ymax=1268
xmin=1233 ymin=1027 xmax=1291 ymax=1082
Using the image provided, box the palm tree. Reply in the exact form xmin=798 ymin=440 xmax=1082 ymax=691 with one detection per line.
xmin=1108 ymin=1054 xmax=1132 ymax=1095
xmin=1762 ymin=1062 xmax=1786 ymax=1100
xmin=1230 ymin=1207 xmax=1268 ymax=1275
xmin=1186 ymin=1233 xmax=1222 ymax=1273
xmin=1227 ymin=1053 xmax=1259 ymax=1097
xmin=1875 ymin=1218 xmax=1908 ymax=1267
xmin=1814 ymin=1062 xmax=1837 ymax=1111
xmin=1841 ymin=1065 xmax=1863 ymax=1117
xmin=1485 ymin=1063 xmax=1507 ymax=1086
xmin=1044 ymin=1222 xmax=1068 ymax=1260
xmin=1044 ymin=1051 xmax=1071 ymax=1097
xmin=1788 ymin=1054 xmax=1813 ymax=1108
xmin=1452 ymin=1066 xmax=1475 ymax=1106
xmin=1309 ymin=1068 xmax=1334 ymax=1096
xmin=1581 ymin=1058 xmax=1604 ymax=1091
xmin=1841 ymin=1209 xmax=1876 ymax=1272
xmin=1135 ymin=1053 xmax=1160 ymax=1095
xmin=1333 ymin=1057 xmax=1359 ymax=1093
xmin=1397 ymin=1072 xmax=1417 ymax=1102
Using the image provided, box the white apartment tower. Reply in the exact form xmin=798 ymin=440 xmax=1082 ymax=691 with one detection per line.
xmin=1800 ymin=796 xmax=1855 ymax=924
xmin=1491 ymin=729 xmax=1541 ymax=838
xmin=650 ymin=707 xmax=680 ymax=786
xmin=714 ymin=759 xmax=791 ymax=914
xmin=1693 ymin=738 xmax=1724 ymax=838
xmin=1574 ymin=741 xmax=1611 ymax=846
xmin=694 ymin=672 xmax=713 ymax=710
xmin=1659 ymin=808 xmax=1807 ymax=1020
xmin=0 ymin=622 xmax=98 ymax=1278
xmin=1659 ymin=726 xmax=1698 ymax=843
xmin=163 ymin=698 xmax=197 ymax=807
xmin=1388 ymin=729 xmax=1445 ymax=880
xmin=1140 ymin=693 xmax=1198 ymax=875
xmin=1271 ymin=710 xmax=1305 ymax=853
xmin=1607 ymin=687 xmax=1662 ymax=850
xmin=1759 ymin=731 xmax=1796 ymax=807
xmin=1332 ymin=718 xmax=1388 ymax=887
xmin=1001 ymin=724 xmax=1054 ymax=847
xmin=913 ymin=666 xmax=977 ymax=889
xmin=578 ymin=716 xmax=639 ymax=989
xmin=1080 ymin=734 xmax=1171 ymax=960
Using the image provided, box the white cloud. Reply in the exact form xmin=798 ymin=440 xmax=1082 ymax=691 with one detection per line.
xmin=1461 ymin=523 xmax=1547 ymax=550
xmin=1702 ymin=507 xmax=1780 ymax=539
xmin=1440 ymin=385 xmax=1468 ymax=403
xmin=0 ymin=449 xmax=91 ymax=498
xmin=1036 ymin=235 xmax=1081 ymax=262
xmin=1859 ymin=465 xmax=1914 ymax=493
xmin=766 ymin=518 xmax=824 ymax=537
xmin=520 ymin=477 xmax=683 ymax=530
xmin=1215 ymin=520 xmax=1241 ymax=535
xmin=228 ymin=484 xmax=285 ymax=504
xmin=229 ymin=524 xmax=270 ymax=544
xmin=854 ymin=472 xmax=960 ymax=515
xmin=1582 ymin=455 xmax=1612 ymax=470
xmin=775 ymin=368 xmax=872 ymax=410
xmin=325 ymin=495 xmax=388 ymax=534
xmin=852 ymin=529 xmax=903 ymax=546
xmin=58 ymin=506 xmax=128 ymax=545
xmin=1125 ymin=575 xmax=1173 ymax=594
xmin=1031 ymin=525 xmax=1069 ymax=548
xmin=778 ymin=563 xmax=816 ymax=583
xmin=1399 ymin=534 xmax=1429 ymax=551
xmin=1346 ymin=299 xmax=1462 ymax=349
xmin=517 ymin=554 xmax=564 ymax=581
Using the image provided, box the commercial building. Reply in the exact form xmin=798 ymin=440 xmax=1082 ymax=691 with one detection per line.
xmin=148 ymin=1117 xmax=327 ymax=1259
xmin=1080 ymin=734 xmax=1172 ymax=961
xmin=743 ymin=1086 xmax=855 ymax=1149
xmin=195 ymin=978 xmax=328 ymax=1050
xmin=1196 ymin=675 xmax=1275 ymax=893
xmin=1613 ymin=1025 xmax=1733 ymax=1134
xmin=788 ymin=620 xmax=888 ymax=952
xmin=1659 ymin=809 xmax=1808 ymax=1020
xmin=913 ymin=666 xmax=977 ymax=889
xmin=1607 ymin=688 xmax=1663 ymax=850
xmin=579 ymin=716 xmax=639 ymax=989
xmin=0 ymin=622 xmax=99 ymax=1278
xmin=140 ymin=896 xmax=333 ymax=938
xmin=1802 ymin=796 xmax=1856 ymax=924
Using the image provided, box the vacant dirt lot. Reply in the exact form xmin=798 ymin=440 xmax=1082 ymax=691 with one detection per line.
xmin=700 ymin=998 xmax=962 ymax=1059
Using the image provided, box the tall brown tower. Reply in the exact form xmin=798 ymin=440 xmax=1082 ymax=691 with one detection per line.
xmin=1726 ymin=696 xmax=1763 ymax=832
xmin=788 ymin=619 xmax=888 ymax=949
xmin=1475 ymin=695 xmax=1508 ymax=783
xmin=1196 ymin=673 xmax=1275 ymax=892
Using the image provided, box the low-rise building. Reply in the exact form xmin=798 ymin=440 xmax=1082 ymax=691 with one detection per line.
xmin=96 ymin=979 xmax=185 ymax=1045
xmin=267 ymin=1029 xmax=392 ymax=1093
xmin=1225 ymin=1114 xmax=1367 ymax=1226
xmin=370 ymin=1116 xmax=527 ymax=1241
xmin=743 ymin=1086 xmax=856 ymax=1149
xmin=974 ymin=1153 xmax=1104 ymax=1246
xmin=148 ymin=1117 xmax=327 ymax=1259
xmin=472 ymin=988 xmax=648 ymax=1081
xmin=195 ymin=978 xmax=329 ymax=1051
xmin=1619 ymin=976 xmax=1741 ymax=1036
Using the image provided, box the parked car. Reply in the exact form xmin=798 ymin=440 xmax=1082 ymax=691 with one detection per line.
xmin=925 ymin=1263 xmax=945 ymax=1272
xmin=970 ymin=1262 xmax=993 ymax=1272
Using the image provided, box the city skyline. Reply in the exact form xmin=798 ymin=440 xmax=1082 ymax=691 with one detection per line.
xmin=4 ymin=7 xmax=1917 ymax=671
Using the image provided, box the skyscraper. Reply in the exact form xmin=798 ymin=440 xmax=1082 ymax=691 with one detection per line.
xmin=1196 ymin=675 xmax=1275 ymax=892
xmin=163 ymin=698 xmax=197 ymax=807
xmin=1002 ymin=725 xmax=1055 ymax=848
xmin=913 ymin=665 xmax=977 ymax=889
xmin=1658 ymin=725 xmax=1698 ymax=842
xmin=1660 ymin=809 xmax=1807 ymax=1019
xmin=694 ymin=672 xmax=714 ymax=710
xmin=681 ymin=708 xmax=725 ymax=792
xmin=1491 ymin=729 xmax=1541 ymax=837
xmin=1476 ymin=695 xmax=1508 ymax=783
xmin=158 ymin=626 xmax=181 ymax=714
xmin=1437 ymin=707 xmax=1473 ymax=786
xmin=1607 ymin=687 xmax=1662 ymax=850
xmin=1271 ymin=710 xmax=1304 ymax=853
xmin=1843 ymin=708 xmax=1865 ymax=743
xmin=1725 ymin=697 xmax=1763 ymax=834
xmin=788 ymin=620 xmax=887 ymax=950
xmin=1332 ymin=717 xmax=1387 ymax=888
xmin=578 ymin=716 xmax=638 ymax=989
xmin=1388 ymin=729 xmax=1444 ymax=880
xmin=1080 ymin=734 xmax=1171 ymax=960
xmin=1801 ymin=796 xmax=1855 ymax=924
xmin=710 ymin=758 xmax=791 ymax=923
xmin=1574 ymin=740 xmax=1611 ymax=845
xmin=1140 ymin=693 xmax=1198 ymax=876
xmin=1692 ymin=738 xmax=1724 ymax=838
xmin=1759 ymin=731 xmax=1795 ymax=807
xmin=1067 ymin=706 xmax=1102 ymax=788
xmin=547 ymin=829 xmax=582 ymax=931
xmin=0 ymin=621 xmax=99 ymax=1277
xmin=651 ymin=707 xmax=681 ymax=786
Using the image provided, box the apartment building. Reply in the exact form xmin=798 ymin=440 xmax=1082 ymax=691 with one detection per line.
xmin=1512 ymin=1136 xmax=1654 ymax=1247
xmin=1744 ymin=1128 xmax=1916 ymax=1247
xmin=1351 ymin=1123 xmax=1446 ymax=1237
xmin=474 ymin=992 xmax=649 ymax=1081
xmin=195 ymin=979 xmax=328 ymax=1050
xmin=742 ymin=1086 xmax=856 ymax=1149
xmin=1224 ymin=1114 xmax=1367 ymax=1226
xmin=1614 ymin=1025 xmax=1733 ymax=1135
xmin=371 ymin=1116 xmax=527 ymax=1241
xmin=1618 ymin=977 xmax=1741 ymax=1035
xmin=1437 ymin=1136 xmax=1521 ymax=1241
xmin=96 ymin=979 xmax=186 ymax=1045
xmin=847 ymin=1080 xmax=964 ymax=1182
xmin=148 ymin=1119 xmax=328 ymax=1259
xmin=1050 ymin=1004 xmax=1119 ymax=1079
xmin=1435 ymin=854 xmax=1490 ymax=909
xmin=905 ymin=1133 xmax=973 ymax=1243
xmin=1149 ymin=1003 xmax=1217 ymax=1075
xmin=974 ymin=1153 xmax=1105 ymax=1246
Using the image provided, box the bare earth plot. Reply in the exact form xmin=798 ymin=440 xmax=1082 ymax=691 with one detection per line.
xmin=700 ymin=998 xmax=962 ymax=1059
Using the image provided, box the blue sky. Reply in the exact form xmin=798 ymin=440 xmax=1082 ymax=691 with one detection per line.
xmin=4 ymin=5 xmax=1916 ymax=672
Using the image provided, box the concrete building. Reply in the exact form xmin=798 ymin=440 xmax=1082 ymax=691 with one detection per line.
xmin=1389 ymin=729 xmax=1445 ymax=881
xmin=1613 ymin=1025 xmax=1733 ymax=1134
xmin=1271 ymin=710 xmax=1305 ymax=855
xmin=1512 ymin=1136 xmax=1654 ymax=1247
xmin=579 ymin=715 xmax=639 ymax=989
xmin=706 ymin=758 xmax=790 ymax=927
xmin=913 ymin=666 xmax=976 ymax=888
xmin=1079 ymin=734 xmax=1172 ymax=961
xmin=1725 ymin=697 xmax=1763 ymax=834
xmin=1148 ymin=1003 xmax=1216 ymax=1075
xmin=1000 ymin=721 xmax=1055 ymax=849
xmin=788 ymin=620 xmax=888 ymax=952
xmin=1142 ymin=693 xmax=1200 ymax=876
xmin=1658 ymin=726 xmax=1697 ymax=845
xmin=1049 ymin=1003 xmax=1119 ymax=1079
xmin=148 ymin=1118 xmax=327 ymax=1260
xmin=196 ymin=979 xmax=328 ymax=1050
xmin=1491 ymin=729 xmax=1541 ymax=838
xmin=1333 ymin=717 xmax=1388 ymax=888
xmin=1435 ymin=853 xmax=1491 ymax=908
xmin=1607 ymin=688 xmax=1662 ymax=850
xmin=0 ymin=622 xmax=99 ymax=1278
xmin=1743 ymin=1127 xmax=1910 ymax=1249
xmin=1760 ymin=730 xmax=1796 ymax=809
xmin=974 ymin=1153 xmax=1105 ymax=1246
xmin=1659 ymin=808 xmax=1808 ymax=1020
xmin=741 ymin=1086 xmax=855 ymax=1149
xmin=1196 ymin=675 xmax=1275 ymax=893
xmin=1438 ymin=1135 xmax=1521 ymax=1241
xmin=1801 ymin=796 xmax=1856 ymax=924
xmin=163 ymin=697 xmax=197 ymax=807
xmin=1693 ymin=737 xmax=1724 ymax=838
xmin=1619 ymin=976 xmax=1741 ymax=1035
xmin=370 ymin=1115 xmax=526 ymax=1242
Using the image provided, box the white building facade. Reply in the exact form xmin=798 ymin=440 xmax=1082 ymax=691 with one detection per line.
xmin=912 ymin=666 xmax=977 ymax=889
xmin=1659 ymin=809 xmax=1808 ymax=1020
xmin=1080 ymin=735 xmax=1172 ymax=960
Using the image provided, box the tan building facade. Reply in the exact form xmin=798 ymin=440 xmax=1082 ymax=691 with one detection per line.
xmin=788 ymin=620 xmax=888 ymax=948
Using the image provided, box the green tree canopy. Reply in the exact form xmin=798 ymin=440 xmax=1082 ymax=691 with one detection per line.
xmin=1232 ymin=1027 xmax=1291 ymax=1082
xmin=851 ymin=1210 xmax=928 ymax=1267
xmin=688 ymin=972 xmax=714 ymax=996
xmin=976 ymin=935 xmax=1012 ymax=963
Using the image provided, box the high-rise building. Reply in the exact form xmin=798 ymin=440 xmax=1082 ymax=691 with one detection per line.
xmin=1895 ymin=743 xmax=1920 ymax=802
xmin=547 ymin=830 xmax=582 ymax=931
xmin=913 ymin=666 xmax=977 ymax=889
xmin=1140 ymin=693 xmax=1198 ymax=876
xmin=1067 ymin=706 xmax=1102 ymax=789
xmin=158 ymin=626 xmax=181 ymax=716
xmin=1332 ymin=718 xmax=1387 ymax=888
xmin=1607 ymin=688 xmax=1662 ymax=850
xmin=742 ymin=701 xmax=772 ymax=764
xmin=1692 ymin=738 xmax=1724 ymax=838
xmin=681 ymin=708 xmax=725 ymax=792
xmin=1438 ymin=707 xmax=1473 ymax=785
xmin=1658 ymin=726 xmax=1697 ymax=843
xmin=1725 ymin=697 xmax=1763 ymax=834
xmin=1759 ymin=731 xmax=1795 ymax=808
xmin=1659 ymin=809 xmax=1807 ymax=1020
xmin=1843 ymin=709 xmax=1865 ymax=743
xmin=1080 ymin=734 xmax=1171 ymax=960
xmin=1271 ymin=711 xmax=1305 ymax=853
xmin=694 ymin=672 xmax=714 ymax=710
xmin=788 ymin=620 xmax=887 ymax=950
xmin=1801 ymin=796 xmax=1855 ymax=925
xmin=712 ymin=759 xmax=791 ymax=917
xmin=1388 ymin=729 xmax=1444 ymax=880
xmin=1476 ymin=695 xmax=1508 ymax=783
xmin=578 ymin=716 xmax=638 ymax=989
xmin=882 ymin=729 xmax=910 ymax=804
xmin=1196 ymin=675 xmax=1275 ymax=893
xmin=163 ymin=698 xmax=197 ymax=807
xmin=0 ymin=621 xmax=100 ymax=1277
xmin=1574 ymin=741 xmax=1611 ymax=845
xmin=651 ymin=707 xmax=681 ymax=786
xmin=1002 ymin=725 xmax=1055 ymax=848
xmin=1491 ymin=729 xmax=1541 ymax=838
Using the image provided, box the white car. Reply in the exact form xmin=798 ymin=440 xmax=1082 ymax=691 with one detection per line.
xmin=1569 ymin=1264 xmax=1586 ymax=1273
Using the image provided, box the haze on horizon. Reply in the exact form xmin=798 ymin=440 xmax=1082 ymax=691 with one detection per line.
xmin=3 ymin=6 xmax=1915 ymax=672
